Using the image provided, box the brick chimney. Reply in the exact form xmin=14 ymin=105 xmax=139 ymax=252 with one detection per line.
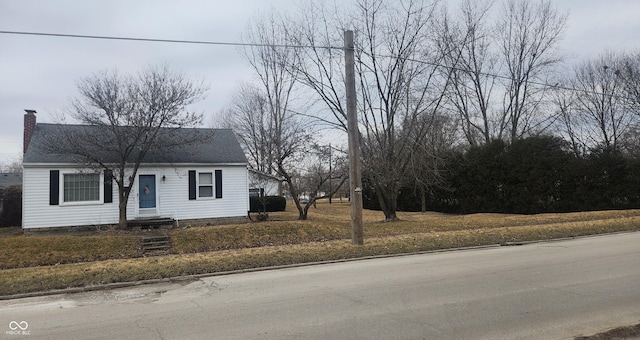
xmin=23 ymin=109 xmax=37 ymax=154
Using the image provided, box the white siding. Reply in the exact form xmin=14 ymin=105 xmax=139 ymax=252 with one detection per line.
xmin=250 ymin=179 xmax=280 ymax=196
xmin=149 ymin=166 xmax=249 ymax=222
xmin=264 ymin=181 xmax=279 ymax=196
xmin=249 ymin=172 xmax=281 ymax=196
xmin=23 ymin=165 xmax=249 ymax=229
xmin=22 ymin=168 xmax=119 ymax=229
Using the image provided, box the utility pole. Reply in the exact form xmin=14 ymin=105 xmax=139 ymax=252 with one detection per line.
xmin=344 ymin=30 xmax=364 ymax=245
xmin=329 ymin=144 xmax=332 ymax=204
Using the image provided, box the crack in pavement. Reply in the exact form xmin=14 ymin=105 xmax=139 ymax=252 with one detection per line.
xmin=135 ymin=317 xmax=166 ymax=340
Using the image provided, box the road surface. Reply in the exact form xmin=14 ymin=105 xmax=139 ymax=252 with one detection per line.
xmin=1 ymin=232 xmax=639 ymax=339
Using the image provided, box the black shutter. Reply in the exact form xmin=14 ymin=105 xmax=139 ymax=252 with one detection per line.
xmin=215 ymin=170 xmax=223 ymax=198
xmin=188 ymin=170 xmax=196 ymax=200
xmin=104 ymin=170 xmax=113 ymax=203
xmin=49 ymin=170 xmax=59 ymax=205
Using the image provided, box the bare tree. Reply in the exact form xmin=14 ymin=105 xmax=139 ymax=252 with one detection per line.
xmin=437 ymin=0 xmax=499 ymax=146
xmin=239 ymin=9 xmax=319 ymax=220
xmin=617 ymin=52 xmax=640 ymax=156
xmin=215 ymin=83 xmax=278 ymax=174
xmin=294 ymin=145 xmax=349 ymax=217
xmin=439 ymin=0 xmax=566 ymax=146
xmin=620 ymin=52 xmax=640 ymax=113
xmin=497 ymin=0 xmax=566 ymax=140
xmin=550 ymin=84 xmax=586 ymax=156
xmin=407 ymin=112 xmax=459 ymax=212
xmin=355 ymin=0 xmax=454 ymax=221
xmin=0 ymin=157 xmax=22 ymax=173
xmin=290 ymin=0 xmax=350 ymax=132
xmin=220 ymin=82 xmax=313 ymax=219
xmin=570 ymin=52 xmax=633 ymax=151
xmin=43 ymin=65 xmax=207 ymax=229
xmin=290 ymin=0 xmax=454 ymax=221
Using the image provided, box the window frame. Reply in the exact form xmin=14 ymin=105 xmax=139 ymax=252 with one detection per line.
xmin=189 ymin=169 xmax=222 ymax=201
xmin=198 ymin=172 xmax=214 ymax=199
xmin=60 ymin=171 xmax=104 ymax=206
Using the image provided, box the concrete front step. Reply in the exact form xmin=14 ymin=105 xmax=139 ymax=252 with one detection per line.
xmin=129 ymin=218 xmax=175 ymax=229
xmin=141 ymin=235 xmax=171 ymax=253
xmin=141 ymin=236 xmax=171 ymax=242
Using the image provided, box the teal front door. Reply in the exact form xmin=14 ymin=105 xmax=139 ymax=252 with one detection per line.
xmin=139 ymin=175 xmax=156 ymax=209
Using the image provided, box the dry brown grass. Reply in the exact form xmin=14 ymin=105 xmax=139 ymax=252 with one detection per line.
xmin=0 ymin=234 xmax=140 ymax=270
xmin=575 ymin=322 xmax=640 ymax=339
xmin=1 ymin=201 xmax=640 ymax=296
xmin=260 ymin=200 xmax=640 ymax=237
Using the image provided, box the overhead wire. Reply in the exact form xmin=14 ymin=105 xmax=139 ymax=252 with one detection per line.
xmin=374 ymin=53 xmax=633 ymax=102
xmin=0 ymin=29 xmax=633 ymax=101
xmin=0 ymin=30 xmax=341 ymax=50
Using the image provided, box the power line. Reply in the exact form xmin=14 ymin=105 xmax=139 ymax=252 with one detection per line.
xmin=1 ymin=29 xmax=632 ymax=101
xmin=374 ymin=53 xmax=636 ymax=102
xmin=0 ymin=30 xmax=342 ymax=51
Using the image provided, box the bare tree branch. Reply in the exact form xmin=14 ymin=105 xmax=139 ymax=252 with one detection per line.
xmin=43 ymin=65 xmax=207 ymax=228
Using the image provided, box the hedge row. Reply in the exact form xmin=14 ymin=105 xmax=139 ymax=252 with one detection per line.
xmin=0 ymin=185 xmax=21 ymax=227
xmin=364 ymin=136 xmax=640 ymax=214
xmin=249 ymin=195 xmax=287 ymax=212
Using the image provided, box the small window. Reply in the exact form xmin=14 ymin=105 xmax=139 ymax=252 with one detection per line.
xmin=198 ymin=172 xmax=213 ymax=198
xmin=249 ymin=188 xmax=261 ymax=197
xmin=63 ymin=173 xmax=100 ymax=202
xmin=249 ymin=188 xmax=265 ymax=197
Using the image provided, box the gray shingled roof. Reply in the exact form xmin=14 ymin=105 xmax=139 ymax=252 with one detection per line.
xmin=24 ymin=123 xmax=248 ymax=165
xmin=0 ymin=173 xmax=22 ymax=189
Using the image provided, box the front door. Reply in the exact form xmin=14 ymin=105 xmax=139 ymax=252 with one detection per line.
xmin=138 ymin=175 xmax=157 ymax=215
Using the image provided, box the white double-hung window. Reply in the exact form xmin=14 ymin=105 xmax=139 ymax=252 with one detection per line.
xmin=198 ymin=172 xmax=213 ymax=198
xmin=188 ymin=170 xmax=222 ymax=200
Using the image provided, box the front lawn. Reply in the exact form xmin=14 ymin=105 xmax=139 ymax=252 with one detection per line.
xmin=1 ymin=201 xmax=639 ymax=296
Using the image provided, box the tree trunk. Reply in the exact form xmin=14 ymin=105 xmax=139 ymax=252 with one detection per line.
xmin=299 ymin=205 xmax=309 ymax=220
xmin=288 ymin=185 xmax=307 ymax=220
xmin=117 ymin=184 xmax=131 ymax=229
xmin=421 ymin=187 xmax=427 ymax=213
xmin=118 ymin=198 xmax=128 ymax=229
xmin=385 ymin=193 xmax=399 ymax=222
xmin=384 ymin=210 xmax=398 ymax=222
xmin=375 ymin=183 xmax=399 ymax=222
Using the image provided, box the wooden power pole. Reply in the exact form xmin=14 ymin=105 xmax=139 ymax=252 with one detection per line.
xmin=344 ymin=30 xmax=364 ymax=245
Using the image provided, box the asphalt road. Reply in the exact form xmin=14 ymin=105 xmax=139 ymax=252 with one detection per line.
xmin=1 ymin=232 xmax=639 ymax=339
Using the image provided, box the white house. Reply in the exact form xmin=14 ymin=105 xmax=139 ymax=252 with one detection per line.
xmin=21 ymin=111 xmax=249 ymax=230
xmin=248 ymin=169 xmax=283 ymax=197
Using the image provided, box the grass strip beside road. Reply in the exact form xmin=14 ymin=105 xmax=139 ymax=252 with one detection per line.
xmin=2 ymin=214 xmax=640 ymax=297
xmin=0 ymin=235 xmax=140 ymax=269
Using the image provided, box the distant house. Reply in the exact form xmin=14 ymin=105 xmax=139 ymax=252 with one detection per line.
xmin=21 ymin=111 xmax=249 ymax=230
xmin=248 ymin=169 xmax=283 ymax=197
xmin=0 ymin=172 xmax=22 ymax=214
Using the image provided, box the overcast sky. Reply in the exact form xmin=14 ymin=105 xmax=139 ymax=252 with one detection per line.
xmin=1 ymin=0 xmax=640 ymax=166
